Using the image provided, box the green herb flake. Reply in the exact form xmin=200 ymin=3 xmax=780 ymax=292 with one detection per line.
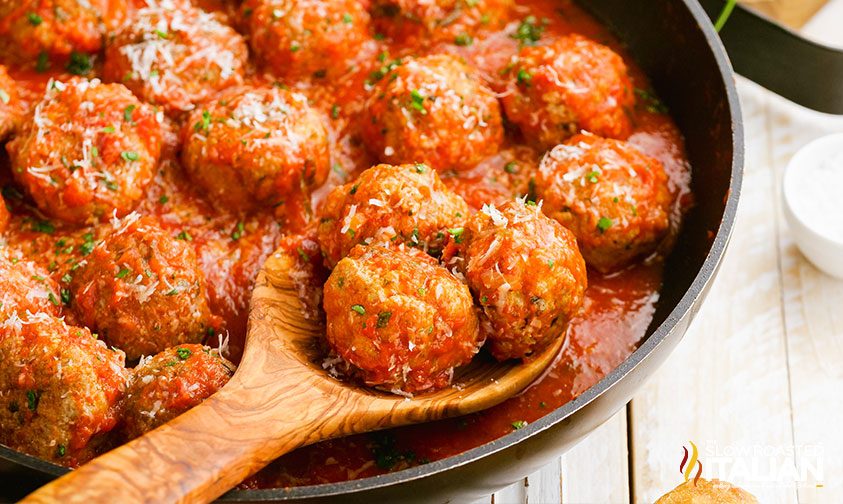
xmin=120 ymin=150 xmax=139 ymax=162
xmin=176 ymin=230 xmax=192 ymax=241
xmin=48 ymin=292 xmax=59 ymax=306
xmin=597 ymin=217 xmax=613 ymax=233
xmin=56 ymin=445 xmax=66 ymax=457
xmin=331 ymin=104 xmax=340 ymax=119
xmin=116 ymin=268 xmax=131 ymax=279
xmin=26 ymin=390 xmax=39 ymax=411
xmin=27 ymin=12 xmax=43 ymax=26
xmin=351 ymin=304 xmax=366 ymax=315
xmin=35 ymin=52 xmax=50 ymax=73
xmin=231 ymin=221 xmax=245 ymax=241
xmin=511 ymin=420 xmax=528 ymax=430
xmin=516 ymin=69 xmax=532 ymax=86
xmin=176 ymin=347 xmax=192 ymax=360
xmin=123 ymin=104 xmax=136 ymax=123
xmin=66 ymin=52 xmax=92 ymax=75
xmin=409 ymin=89 xmax=427 ymax=114
xmin=511 ymin=16 xmax=546 ymax=46
xmin=454 ymin=34 xmax=473 ymax=46
xmin=60 ymin=288 xmax=72 ymax=305
xmin=31 ymin=220 xmax=54 ymax=234
xmin=448 ymin=227 xmax=465 ymax=244
xmin=376 ymin=311 xmax=392 ymax=328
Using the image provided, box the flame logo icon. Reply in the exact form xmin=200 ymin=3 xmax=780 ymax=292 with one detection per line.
xmin=679 ymin=441 xmax=703 ymax=485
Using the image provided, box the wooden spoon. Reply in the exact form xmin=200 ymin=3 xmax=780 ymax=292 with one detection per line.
xmin=23 ymin=247 xmax=564 ymax=503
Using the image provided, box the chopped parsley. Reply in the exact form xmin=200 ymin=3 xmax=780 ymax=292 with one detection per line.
xmin=516 ymin=69 xmax=532 ymax=86
xmin=66 ymin=52 xmax=92 ymax=75
xmin=511 ymin=420 xmax=528 ymax=430
xmin=176 ymin=230 xmax=192 ymax=241
xmin=634 ymin=88 xmax=669 ymax=114
xmin=31 ymin=220 xmax=54 ymax=234
xmin=79 ymin=233 xmax=95 ymax=256
xmin=448 ymin=227 xmax=465 ymax=244
xmin=376 ymin=311 xmax=392 ymax=328
xmin=231 ymin=221 xmax=245 ymax=241
xmin=56 ymin=445 xmax=66 ymax=458
xmin=60 ymin=288 xmax=72 ymax=305
xmin=504 ymin=161 xmax=518 ymax=174
xmin=597 ymin=217 xmax=613 ymax=233
xmin=123 ymin=104 xmax=136 ymax=123
xmin=120 ymin=150 xmax=139 ymax=162
xmin=35 ymin=52 xmax=50 ymax=73
xmin=351 ymin=304 xmax=366 ymax=315
xmin=409 ymin=89 xmax=427 ymax=114
xmin=26 ymin=12 xmax=43 ymax=26
xmin=158 ymin=195 xmax=169 ymax=205
xmin=176 ymin=347 xmax=192 ymax=360
xmin=511 ymin=16 xmax=547 ymax=46
xmin=342 ymin=13 xmax=353 ymax=23
xmin=26 ymin=390 xmax=39 ymax=411
xmin=331 ymin=104 xmax=340 ymax=119
xmin=194 ymin=110 xmax=211 ymax=132
xmin=116 ymin=268 xmax=131 ymax=279
xmin=48 ymin=292 xmax=59 ymax=306
xmin=454 ymin=34 xmax=473 ymax=46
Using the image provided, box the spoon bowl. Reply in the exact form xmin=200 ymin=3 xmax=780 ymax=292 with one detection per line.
xmin=22 ymin=247 xmax=564 ymax=503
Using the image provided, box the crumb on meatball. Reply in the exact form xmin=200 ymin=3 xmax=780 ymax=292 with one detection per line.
xmin=181 ymin=86 xmax=330 ymax=214
xmin=6 ymin=78 xmax=162 ymax=225
xmin=0 ymin=65 xmax=18 ymax=141
xmin=371 ymin=0 xmax=512 ymax=42
xmin=241 ymin=0 xmax=372 ymax=80
xmin=121 ymin=344 xmax=235 ymax=440
xmin=0 ymin=313 xmax=129 ymax=466
xmin=502 ymin=34 xmax=634 ymax=150
xmin=361 ymin=54 xmax=504 ymax=172
xmin=103 ymin=0 xmax=248 ymax=112
xmin=316 ymin=163 xmax=470 ymax=267
xmin=69 ymin=214 xmax=220 ymax=360
xmin=0 ymin=256 xmax=62 ymax=320
xmin=537 ymin=133 xmax=673 ymax=272
xmin=323 ymin=245 xmax=482 ymax=394
xmin=464 ymin=199 xmax=586 ymax=360
xmin=0 ymin=0 xmax=126 ymax=64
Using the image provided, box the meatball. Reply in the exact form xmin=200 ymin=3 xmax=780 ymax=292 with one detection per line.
xmin=323 ymin=245 xmax=482 ymax=394
xmin=656 ymin=479 xmax=758 ymax=504
xmin=6 ymin=78 xmax=162 ymax=225
xmin=121 ymin=344 xmax=235 ymax=440
xmin=537 ymin=134 xmax=672 ymax=272
xmin=0 ymin=198 xmax=8 ymax=232
xmin=0 ymin=256 xmax=62 ymax=319
xmin=103 ymin=0 xmax=248 ymax=112
xmin=463 ymin=199 xmax=586 ymax=360
xmin=70 ymin=215 xmax=220 ymax=360
xmin=371 ymin=0 xmax=512 ymax=42
xmin=241 ymin=0 xmax=371 ymax=80
xmin=0 ymin=313 xmax=129 ymax=466
xmin=361 ymin=54 xmax=504 ymax=172
xmin=0 ymin=0 xmax=126 ymax=64
xmin=316 ymin=163 xmax=469 ymax=267
xmin=0 ymin=65 xmax=18 ymax=140
xmin=501 ymin=34 xmax=634 ymax=150
xmin=181 ymin=86 xmax=330 ymax=213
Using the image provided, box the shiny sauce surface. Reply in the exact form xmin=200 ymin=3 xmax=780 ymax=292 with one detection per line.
xmin=0 ymin=0 xmax=691 ymax=489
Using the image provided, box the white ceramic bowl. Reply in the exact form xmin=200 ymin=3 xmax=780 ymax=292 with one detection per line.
xmin=782 ymin=133 xmax=843 ymax=279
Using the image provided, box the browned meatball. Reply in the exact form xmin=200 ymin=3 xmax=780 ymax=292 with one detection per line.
xmin=241 ymin=0 xmax=372 ymax=80
xmin=103 ymin=0 xmax=248 ymax=112
xmin=0 ymin=196 xmax=8 ymax=232
xmin=371 ymin=0 xmax=512 ymax=42
xmin=317 ymin=163 xmax=469 ymax=267
xmin=323 ymin=245 xmax=482 ymax=394
xmin=70 ymin=215 xmax=220 ymax=360
xmin=537 ymin=134 xmax=673 ymax=272
xmin=0 ymin=256 xmax=62 ymax=319
xmin=502 ymin=34 xmax=634 ymax=150
xmin=656 ymin=479 xmax=758 ymax=504
xmin=121 ymin=344 xmax=235 ymax=440
xmin=361 ymin=54 xmax=504 ymax=172
xmin=0 ymin=313 xmax=129 ymax=466
xmin=0 ymin=0 xmax=126 ymax=65
xmin=181 ymin=86 xmax=330 ymax=214
xmin=6 ymin=78 xmax=163 ymax=225
xmin=0 ymin=65 xmax=18 ymax=141
xmin=463 ymin=199 xmax=586 ymax=360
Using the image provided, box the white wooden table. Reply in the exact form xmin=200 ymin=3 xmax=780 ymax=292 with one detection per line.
xmin=481 ymin=3 xmax=843 ymax=502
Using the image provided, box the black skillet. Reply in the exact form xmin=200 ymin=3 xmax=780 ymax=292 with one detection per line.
xmin=0 ymin=0 xmax=745 ymax=501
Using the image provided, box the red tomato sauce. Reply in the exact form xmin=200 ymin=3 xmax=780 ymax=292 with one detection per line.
xmin=0 ymin=0 xmax=691 ymax=489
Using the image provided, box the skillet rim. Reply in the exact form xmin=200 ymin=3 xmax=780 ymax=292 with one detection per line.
xmin=0 ymin=0 xmax=745 ymax=499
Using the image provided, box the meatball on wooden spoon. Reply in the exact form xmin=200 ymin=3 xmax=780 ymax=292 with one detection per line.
xmin=24 ymin=245 xmax=563 ymax=503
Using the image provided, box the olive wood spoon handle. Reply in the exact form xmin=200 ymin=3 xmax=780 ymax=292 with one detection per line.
xmin=23 ymin=248 xmax=563 ymax=503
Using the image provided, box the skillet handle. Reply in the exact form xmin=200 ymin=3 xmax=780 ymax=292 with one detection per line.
xmin=19 ymin=373 xmax=328 ymax=504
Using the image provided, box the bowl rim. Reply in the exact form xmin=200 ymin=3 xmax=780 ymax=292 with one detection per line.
xmin=0 ymin=0 xmax=745 ymax=499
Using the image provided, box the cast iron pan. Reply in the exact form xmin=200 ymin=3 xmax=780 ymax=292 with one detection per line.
xmin=0 ymin=0 xmax=744 ymax=501
xmin=700 ymin=0 xmax=843 ymax=115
